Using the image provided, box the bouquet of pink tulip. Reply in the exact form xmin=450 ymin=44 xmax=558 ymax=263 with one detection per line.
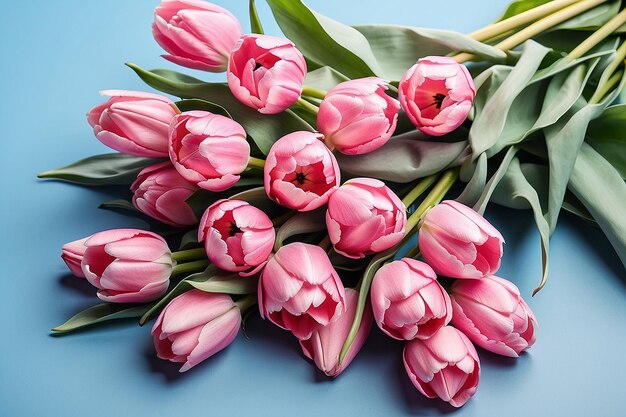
xmin=41 ymin=0 xmax=626 ymax=408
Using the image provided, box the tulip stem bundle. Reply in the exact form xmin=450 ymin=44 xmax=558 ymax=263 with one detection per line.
xmin=568 ymin=7 xmax=626 ymax=60
xmin=401 ymin=173 xmax=439 ymax=209
xmin=455 ymin=0 xmax=608 ymax=63
xmin=468 ymin=0 xmax=582 ymax=42
xmin=404 ymin=169 xmax=460 ymax=235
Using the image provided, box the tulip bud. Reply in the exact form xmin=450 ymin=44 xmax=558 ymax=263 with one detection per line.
xmin=258 ymin=242 xmax=346 ymax=340
xmin=227 ymin=34 xmax=307 ymax=114
xmin=87 ymin=90 xmax=178 ymax=157
xmin=451 ymin=275 xmax=538 ymax=357
xmin=419 ymin=200 xmax=504 ymax=279
xmin=131 ymin=162 xmax=199 ymax=228
xmin=81 ymin=229 xmax=173 ymax=303
xmin=152 ymin=0 xmax=242 ymax=72
xmin=198 ymin=199 xmax=275 ymax=272
xmin=326 ymin=178 xmax=406 ymax=258
xmin=61 ymin=237 xmax=88 ymax=278
xmin=152 ymin=289 xmax=241 ymax=372
xmin=300 ymin=288 xmax=372 ymax=378
xmin=403 ymin=326 xmax=480 ymax=408
xmin=398 ymin=56 xmax=475 ymax=136
xmin=168 ymin=111 xmax=250 ymax=192
xmin=318 ymin=77 xmax=399 ymax=154
xmin=264 ymin=131 xmax=340 ymax=212
xmin=371 ymin=258 xmax=451 ymax=340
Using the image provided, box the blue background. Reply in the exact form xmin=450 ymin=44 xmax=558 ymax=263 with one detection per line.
xmin=2 ymin=1 xmax=626 ymax=416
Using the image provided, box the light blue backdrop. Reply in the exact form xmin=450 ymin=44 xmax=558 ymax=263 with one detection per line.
xmin=1 ymin=1 xmax=625 ymax=416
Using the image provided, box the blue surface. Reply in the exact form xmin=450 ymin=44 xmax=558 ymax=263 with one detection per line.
xmin=2 ymin=1 xmax=626 ymax=416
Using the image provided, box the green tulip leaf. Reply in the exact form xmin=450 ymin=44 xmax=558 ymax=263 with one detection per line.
xmin=569 ymin=143 xmax=626 ymax=272
xmin=38 ymin=153 xmax=162 ymax=186
xmin=266 ymin=0 xmax=381 ymax=79
xmin=491 ymin=157 xmax=550 ymax=294
xmin=353 ymin=25 xmax=506 ymax=80
xmin=249 ymin=0 xmax=264 ymax=34
xmin=587 ymin=104 xmax=626 ymax=179
xmin=52 ymin=303 xmax=154 ymax=334
xmin=336 ymin=131 xmax=468 ymax=183
xmin=304 ymin=66 xmax=349 ymax=92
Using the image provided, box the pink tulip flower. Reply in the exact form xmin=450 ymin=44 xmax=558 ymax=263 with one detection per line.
xmin=419 ymin=200 xmax=504 ymax=279
xmin=451 ymin=275 xmax=537 ymax=357
xmin=404 ymin=326 xmax=480 ymax=408
xmin=227 ymin=34 xmax=307 ymax=114
xmin=152 ymin=0 xmax=242 ymax=72
xmin=131 ymin=162 xmax=199 ymax=228
xmin=61 ymin=237 xmax=88 ymax=278
xmin=317 ymin=77 xmax=399 ymax=154
xmin=198 ymin=199 xmax=275 ymax=272
xmin=87 ymin=90 xmax=178 ymax=157
xmin=81 ymin=229 xmax=173 ymax=303
xmin=168 ymin=110 xmax=250 ymax=192
xmin=264 ymin=131 xmax=340 ymax=211
xmin=326 ymin=178 xmax=406 ymax=258
xmin=300 ymin=288 xmax=373 ymax=378
xmin=258 ymin=242 xmax=346 ymax=340
xmin=371 ymin=258 xmax=451 ymax=341
xmin=152 ymin=289 xmax=241 ymax=372
xmin=398 ymin=56 xmax=475 ymax=136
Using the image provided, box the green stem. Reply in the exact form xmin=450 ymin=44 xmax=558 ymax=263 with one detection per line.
xmin=455 ymin=0 xmax=607 ymax=63
xmin=301 ymin=85 xmax=327 ymax=100
xmin=589 ymin=39 xmax=626 ymax=104
xmin=469 ymin=0 xmax=582 ymax=42
xmin=401 ymin=174 xmax=439 ymax=208
xmin=338 ymin=250 xmax=395 ymax=363
xmin=590 ymin=70 xmax=623 ymax=104
xmin=172 ymin=259 xmax=210 ymax=276
xmin=568 ymin=7 xmax=626 ymax=60
xmin=171 ymin=247 xmax=206 ymax=263
xmin=295 ymin=97 xmax=320 ymax=115
xmin=235 ymin=293 xmax=258 ymax=313
xmin=405 ymin=169 xmax=459 ymax=234
xmin=247 ymin=156 xmax=266 ymax=170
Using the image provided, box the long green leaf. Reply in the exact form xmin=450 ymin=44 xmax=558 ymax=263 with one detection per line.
xmin=353 ymin=25 xmax=505 ymax=80
xmin=470 ymin=41 xmax=550 ymax=157
xmin=249 ymin=0 xmax=264 ymax=34
xmin=38 ymin=153 xmax=160 ymax=186
xmin=587 ymin=104 xmax=626 ymax=178
xmin=52 ymin=303 xmax=153 ymax=334
xmin=266 ymin=0 xmax=381 ymax=78
xmin=336 ymin=131 xmax=468 ymax=183
xmin=304 ymin=66 xmax=349 ymax=91
xmin=491 ymin=157 xmax=550 ymax=294
xmin=569 ymin=143 xmax=626 ymax=271
xmin=127 ymin=64 xmax=313 ymax=154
